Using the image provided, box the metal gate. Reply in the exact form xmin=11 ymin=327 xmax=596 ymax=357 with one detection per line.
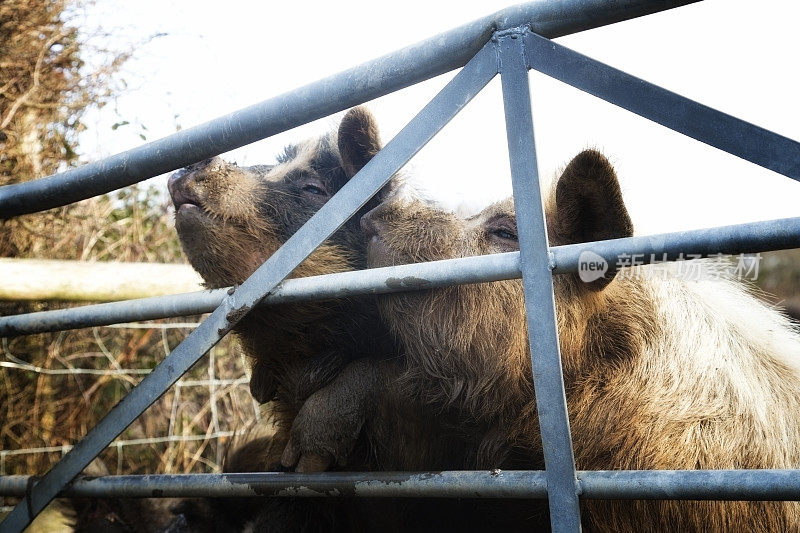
xmin=2 ymin=1 xmax=800 ymax=531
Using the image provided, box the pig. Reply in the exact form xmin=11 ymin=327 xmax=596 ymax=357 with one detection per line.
xmin=361 ymin=149 xmax=800 ymax=531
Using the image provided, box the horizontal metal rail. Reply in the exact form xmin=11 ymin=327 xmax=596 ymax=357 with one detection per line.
xmin=3 ymin=470 xmax=800 ymax=500
xmin=3 ymin=215 xmax=799 ymax=337
xmin=0 ymin=0 xmax=698 ymax=219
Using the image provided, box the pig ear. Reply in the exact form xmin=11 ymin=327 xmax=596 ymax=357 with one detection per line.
xmin=551 ymin=149 xmax=633 ymax=291
xmin=338 ymin=106 xmax=383 ymax=179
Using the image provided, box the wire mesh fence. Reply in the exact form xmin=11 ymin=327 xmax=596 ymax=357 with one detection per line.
xmin=0 ymin=319 xmax=261 ymax=513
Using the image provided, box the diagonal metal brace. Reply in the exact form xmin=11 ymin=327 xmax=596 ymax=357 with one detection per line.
xmin=524 ymin=31 xmax=800 ymax=182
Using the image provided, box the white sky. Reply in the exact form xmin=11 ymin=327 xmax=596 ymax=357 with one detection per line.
xmin=77 ymin=0 xmax=800 ymax=235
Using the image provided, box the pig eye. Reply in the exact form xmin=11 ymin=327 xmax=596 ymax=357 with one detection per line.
xmin=490 ymin=228 xmax=518 ymax=241
xmin=302 ymin=183 xmax=327 ymax=196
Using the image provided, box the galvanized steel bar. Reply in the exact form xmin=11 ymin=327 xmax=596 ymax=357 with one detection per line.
xmin=0 ymin=0 xmax=699 ymax=219
xmin=0 ymin=252 xmax=522 ymax=336
xmin=549 ymin=215 xmax=800 ymax=274
xmin=4 ymin=215 xmax=800 ymax=337
xmin=3 ymin=470 xmax=800 ymax=500
xmin=577 ymin=470 xmax=800 ymax=501
xmin=0 ymin=471 xmax=547 ymax=499
xmin=0 ymin=288 xmax=229 ymax=337
xmin=523 ymin=31 xmax=800 ymax=181
xmin=499 ymin=29 xmax=582 ymax=532
xmin=0 ymin=45 xmax=499 ymax=533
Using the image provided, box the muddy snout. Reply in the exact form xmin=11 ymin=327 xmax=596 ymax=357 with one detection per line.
xmin=361 ymin=204 xmax=394 ymax=267
xmin=168 ymin=157 xmax=224 ymax=210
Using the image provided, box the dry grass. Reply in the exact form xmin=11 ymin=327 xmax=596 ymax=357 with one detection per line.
xmin=0 ymin=190 xmax=257 ymax=480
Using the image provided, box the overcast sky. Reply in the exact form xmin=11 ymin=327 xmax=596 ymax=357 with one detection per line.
xmin=77 ymin=0 xmax=800 ymax=235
